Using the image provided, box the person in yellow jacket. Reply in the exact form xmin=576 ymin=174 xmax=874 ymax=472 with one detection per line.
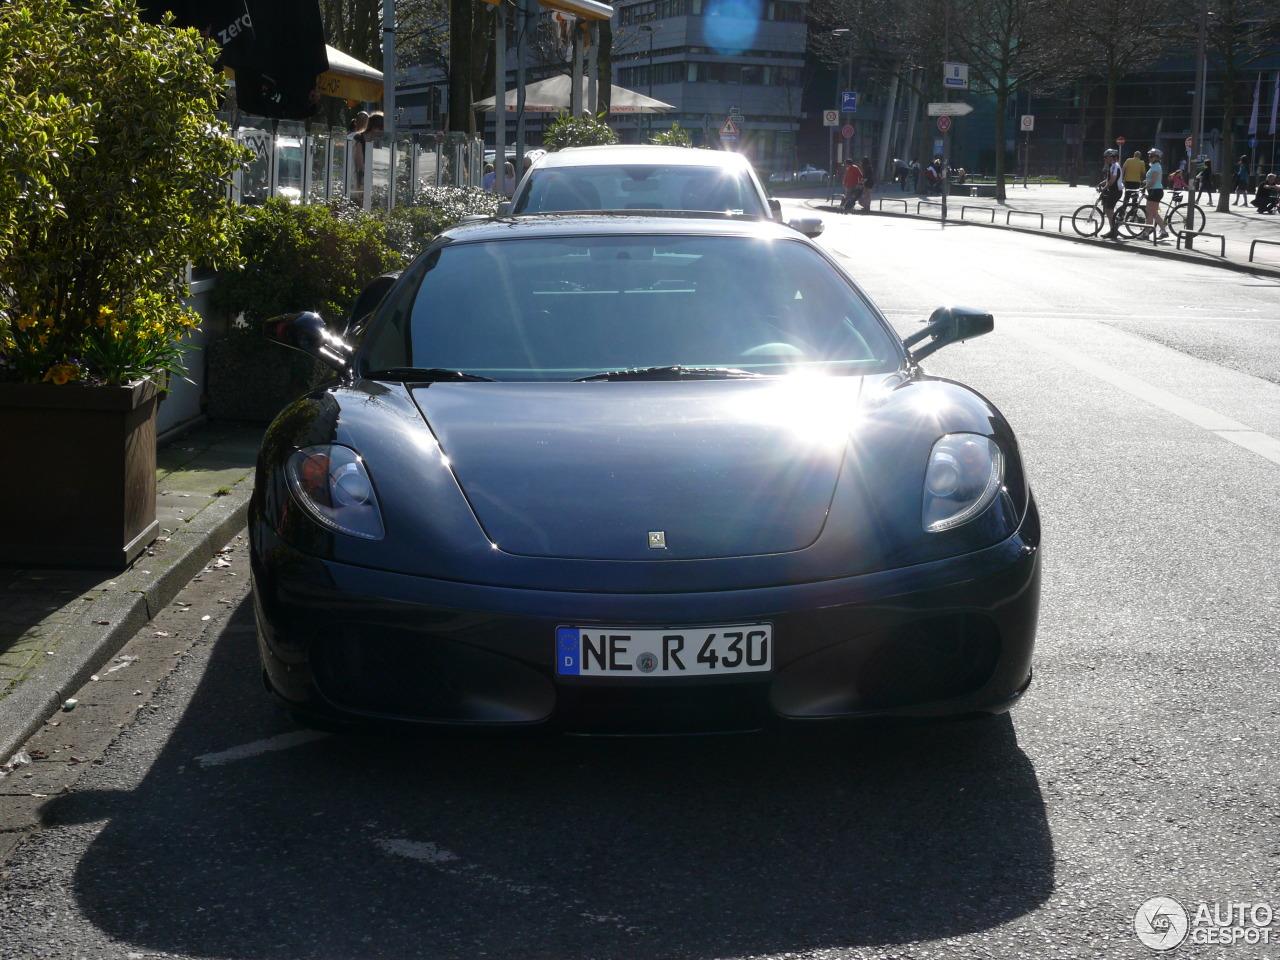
xmin=1122 ymin=149 xmax=1146 ymax=193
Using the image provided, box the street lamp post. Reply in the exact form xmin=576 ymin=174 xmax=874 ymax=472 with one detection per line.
xmin=639 ymin=23 xmax=656 ymax=139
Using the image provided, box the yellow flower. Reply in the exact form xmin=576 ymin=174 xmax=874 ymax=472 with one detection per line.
xmin=96 ymin=306 xmax=114 ymax=328
xmin=16 ymin=314 xmax=37 ymax=331
xmin=41 ymin=362 xmax=78 ymax=385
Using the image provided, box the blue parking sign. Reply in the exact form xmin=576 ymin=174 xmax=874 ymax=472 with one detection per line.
xmin=842 ymin=91 xmax=857 ymax=113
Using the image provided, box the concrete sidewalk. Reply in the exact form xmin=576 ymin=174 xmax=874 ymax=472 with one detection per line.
xmin=805 ymin=181 xmax=1280 ymax=278
xmin=0 ymin=423 xmax=260 ymax=764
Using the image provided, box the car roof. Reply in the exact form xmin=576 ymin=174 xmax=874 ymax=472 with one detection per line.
xmin=438 ymin=212 xmax=803 ymax=245
xmin=529 ymin=145 xmax=756 ymax=171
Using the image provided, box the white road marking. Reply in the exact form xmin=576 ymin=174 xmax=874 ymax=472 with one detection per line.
xmin=999 ymin=325 xmax=1280 ymax=467
xmin=195 ymin=730 xmax=330 ymax=767
xmin=374 ymin=838 xmax=459 ymax=863
xmin=374 ymin=836 xmax=643 ymax=932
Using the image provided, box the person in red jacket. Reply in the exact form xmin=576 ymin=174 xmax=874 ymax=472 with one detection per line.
xmin=840 ymin=159 xmax=864 ymax=213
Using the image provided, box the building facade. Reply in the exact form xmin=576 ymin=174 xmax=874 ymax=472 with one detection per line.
xmin=610 ymin=0 xmax=808 ymax=172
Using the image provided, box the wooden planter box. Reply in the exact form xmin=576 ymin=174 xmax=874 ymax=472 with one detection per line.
xmin=0 ymin=379 xmax=160 ymax=569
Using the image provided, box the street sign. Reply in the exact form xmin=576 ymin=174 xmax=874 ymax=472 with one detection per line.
xmin=841 ymin=124 xmax=854 ymax=139
xmin=943 ymin=62 xmax=969 ymax=90
xmin=1185 ymin=136 xmax=1193 ymax=149
xmin=937 ymin=116 xmax=952 ymax=132
xmin=841 ymin=91 xmax=858 ymax=113
xmin=1116 ymin=136 xmax=1126 ymax=146
xmin=1020 ymin=114 xmax=1034 ymax=131
xmin=823 ymin=109 xmax=839 ymax=127
xmin=720 ymin=118 xmax=739 ymax=137
xmin=1249 ymin=136 xmax=1259 ymax=148
xmin=926 ymin=102 xmax=973 ymax=117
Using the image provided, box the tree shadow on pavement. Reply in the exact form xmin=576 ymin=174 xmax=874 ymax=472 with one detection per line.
xmin=48 ymin=597 xmax=1055 ymax=959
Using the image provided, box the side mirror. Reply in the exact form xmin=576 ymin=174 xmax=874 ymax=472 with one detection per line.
xmin=342 ymin=272 xmax=399 ymax=337
xmin=768 ymin=198 xmax=783 ymax=220
xmin=787 ymin=216 xmax=825 ymax=238
xmin=264 ymin=311 xmax=353 ymax=373
xmin=497 ymin=201 xmax=512 ymax=216
xmin=902 ymin=306 xmax=994 ymax=364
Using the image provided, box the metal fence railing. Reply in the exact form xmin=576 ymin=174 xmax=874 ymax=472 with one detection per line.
xmin=224 ymin=114 xmax=486 ymax=210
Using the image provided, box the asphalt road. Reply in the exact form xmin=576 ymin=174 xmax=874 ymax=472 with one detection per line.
xmin=1 ymin=212 xmax=1277 ymax=960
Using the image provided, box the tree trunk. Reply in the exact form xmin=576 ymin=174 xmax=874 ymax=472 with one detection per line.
xmin=1104 ymin=73 xmax=1116 ymax=148
xmin=447 ymin=0 xmax=473 ymax=132
xmin=994 ymin=89 xmax=1008 ymax=202
xmin=1216 ymin=68 xmax=1236 ymax=213
xmin=596 ymin=19 xmax=613 ymax=115
xmin=470 ymin=6 xmax=493 ymax=135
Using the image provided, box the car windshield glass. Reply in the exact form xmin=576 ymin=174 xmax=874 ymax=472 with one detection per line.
xmin=360 ymin=234 xmax=903 ymax=382
xmin=512 ymin=164 xmax=768 ymax=217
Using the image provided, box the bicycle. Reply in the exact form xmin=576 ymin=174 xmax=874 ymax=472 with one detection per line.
xmin=1073 ymin=187 xmax=1206 ymax=239
xmin=1118 ymin=187 xmax=1207 ymax=239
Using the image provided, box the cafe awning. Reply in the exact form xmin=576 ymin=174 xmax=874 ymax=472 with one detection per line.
xmin=472 ymin=75 xmax=674 ymax=114
xmin=227 ymin=45 xmax=384 ymax=105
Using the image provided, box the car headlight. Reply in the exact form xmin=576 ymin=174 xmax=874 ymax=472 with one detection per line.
xmin=285 ymin=444 xmax=385 ymax=540
xmin=922 ymin=434 xmax=1005 ymax=533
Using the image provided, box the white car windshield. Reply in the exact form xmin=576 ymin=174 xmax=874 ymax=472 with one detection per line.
xmin=511 ymin=164 xmax=769 ymax=217
xmin=361 ymin=234 xmax=903 ymax=382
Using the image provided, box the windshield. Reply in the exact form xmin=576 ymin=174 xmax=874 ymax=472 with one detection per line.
xmin=360 ymin=234 xmax=903 ymax=381
xmin=511 ymin=164 xmax=769 ymax=217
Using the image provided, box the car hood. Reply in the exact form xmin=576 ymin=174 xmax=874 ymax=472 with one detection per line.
xmin=411 ymin=379 xmax=868 ymax=561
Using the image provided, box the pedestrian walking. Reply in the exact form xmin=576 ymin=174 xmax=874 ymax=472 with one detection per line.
xmin=839 ymin=159 xmax=864 ymax=212
xmin=1233 ymin=155 xmax=1249 ymax=205
xmin=909 ymin=158 xmax=921 ymax=193
xmin=482 ymin=162 xmax=496 ymax=193
xmin=1099 ymin=147 xmax=1125 ymax=240
xmin=1194 ymin=158 xmax=1214 ymax=202
xmin=1141 ymin=148 xmax=1169 ymax=242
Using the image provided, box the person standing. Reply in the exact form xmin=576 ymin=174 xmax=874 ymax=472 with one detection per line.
xmin=481 ymin=162 xmax=496 ymax=193
xmin=1141 ymin=148 xmax=1169 ymax=242
xmin=1122 ymin=149 xmax=1146 ymax=193
xmin=909 ymin=158 xmax=921 ymax=193
xmin=858 ymin=155 xmax=875 ymax=213
xmin=1100 ymin=148 xmax=1125 ymax=240
xmin=1233 ymin=155 xmax=1250 ymax=205
xmin=840 ymin=159 xmax=864 ymax=212
xmin=502 ymin=161 xmax=517 ymax=198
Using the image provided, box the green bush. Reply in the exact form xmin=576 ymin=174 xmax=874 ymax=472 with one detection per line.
xmin=381 ymin=187 xmax=500 ymax=261
xmin=649 ymin=122 xmax=692 ymax=148
xmin=543 ymin=112 xmax=620 ymax=151
xmin=211 ymin=199 xmax=404 ymax=328
xmin=0 ymin=0 xmax=247 ymax=386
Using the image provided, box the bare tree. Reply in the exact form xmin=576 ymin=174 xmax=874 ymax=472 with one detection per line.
xmin=1184 ymin=0 xmax=1280 ymax=211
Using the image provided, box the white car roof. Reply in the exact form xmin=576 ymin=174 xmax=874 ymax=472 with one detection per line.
xmin=531 ymin=145 xmax=755 ymax=171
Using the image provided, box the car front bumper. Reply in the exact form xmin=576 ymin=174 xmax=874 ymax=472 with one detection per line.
xmin=251 ymin=504 xmax=1040 ymax=734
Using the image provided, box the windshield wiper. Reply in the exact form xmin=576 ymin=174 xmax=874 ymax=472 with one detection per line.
xmin=574 ymin=365 xmax=765 ymax=383
xmin=364 ymin=367 xmax=496 ymax=383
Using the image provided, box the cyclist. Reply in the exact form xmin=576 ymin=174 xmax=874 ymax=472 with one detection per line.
xmin=1099 ymin=148 xmax=1124 ymax=240
xmin=1142 ymin=148 xmax=1170 ymax=242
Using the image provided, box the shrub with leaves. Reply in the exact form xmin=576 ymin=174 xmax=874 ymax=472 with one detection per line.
xmin=211 ymin=199 xmax=405 ymax=328
xmin=542 ymin=112 xmax=620 ymax=151
xmin=648 ymin=122 xmax=692 ymax=148
xmin=0 ymin=0 xmax=247 ymax=386
xmin=381 ymin=187 xmax=500 ymax=261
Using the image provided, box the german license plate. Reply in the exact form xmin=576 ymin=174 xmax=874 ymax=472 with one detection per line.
xmin=555 ymin=625 xmax=772 ymax=677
